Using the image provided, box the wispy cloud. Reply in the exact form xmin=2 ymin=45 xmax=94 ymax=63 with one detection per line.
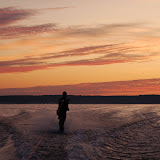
xmin=39 ymin=7 xmax=74 ymax=11
xmin=0 ymin=14 xmax=148 ymax=39
xmin=0 ymin=6 xmax=73 ymax=27
xmin=0 ymin=42 xmax=159 ymax=73
xmin=0 ymin=6 xmax=73 ymax=38
xmin=1 ymin=7 xmax=160 ymax=73
xmin=0 ymin=44 xmax=121 ymax=67
xmin=0 ymin=7 xmax=158 ymax=41
xmin=59 ymin=23 xmax=141 ymax=38
xmin=0 ymin=23 xmax=57 ymax=38
xmin=0 ymin=7 xmax=35 ymax=26
xmin=0 ymin=78 xmax=160 ymax=95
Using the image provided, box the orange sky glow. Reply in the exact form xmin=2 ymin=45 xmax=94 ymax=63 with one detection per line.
xmin=0 ymin=0 xmax=160 ymax=95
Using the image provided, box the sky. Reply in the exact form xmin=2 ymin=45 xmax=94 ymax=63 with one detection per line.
xmin=0 ymin=0 xmax=160 ymax=95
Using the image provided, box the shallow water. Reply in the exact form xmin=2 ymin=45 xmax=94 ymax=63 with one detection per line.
xmin=1 ymin=104 xmax=160 ymax=159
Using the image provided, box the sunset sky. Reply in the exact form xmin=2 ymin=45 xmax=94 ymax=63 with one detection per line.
xmin=1 ymin=0 xmax=160 ymax=95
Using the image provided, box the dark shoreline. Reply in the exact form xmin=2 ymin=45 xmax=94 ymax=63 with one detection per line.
xmin=0 ymin=95 xmax=160 ymax=104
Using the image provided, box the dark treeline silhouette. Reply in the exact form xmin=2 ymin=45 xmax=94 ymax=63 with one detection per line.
xmin=0 ymin=95 xmax=160 ymax=104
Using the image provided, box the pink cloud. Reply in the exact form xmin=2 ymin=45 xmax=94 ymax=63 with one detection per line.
xmin=0 ymin=6 xmax=73 ymax=38
xmin=0 ymin=43 xmax=158 ymax=73
xmin=0 ymin=6 xmax=73 ymax=27
xmin=39 ymin=7 xmax=74 ymax=11
xmin=0 ymin=23 xmax=57 ymax=38
xmin=0 ymin=78 xmax=160 ymax=95
xmin=0 ymin=7 xmax=35 ymax=26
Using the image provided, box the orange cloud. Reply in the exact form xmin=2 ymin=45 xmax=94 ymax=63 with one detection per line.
xmin=0 ymin=78 xmax=160 ymax=95
xmin=0 ymin=42 xmax=159 ymax=73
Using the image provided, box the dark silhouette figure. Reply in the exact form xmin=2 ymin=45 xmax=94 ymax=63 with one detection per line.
xmin=57 ymin=91 xmax=69 ymax=133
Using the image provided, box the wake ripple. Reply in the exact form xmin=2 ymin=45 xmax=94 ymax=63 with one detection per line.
xmin=1 ymin=106 xmax=160 ymax=160
xmin=67 ymin=112 xmax=160 ymax=160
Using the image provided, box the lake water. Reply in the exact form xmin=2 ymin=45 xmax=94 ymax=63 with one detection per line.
xmin=1 ymin=104 xmax=160 ymax=160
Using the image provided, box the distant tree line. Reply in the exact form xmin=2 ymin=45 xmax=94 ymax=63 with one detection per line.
xmin=0 ymin=95 xmax=160 ymax=104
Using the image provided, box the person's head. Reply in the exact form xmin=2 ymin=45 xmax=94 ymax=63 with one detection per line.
xmin=62 ymin=91 xmax=67 ymax=98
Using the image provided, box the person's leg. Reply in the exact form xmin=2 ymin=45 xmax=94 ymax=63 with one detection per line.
xmin=60 ymin=120 xmax=64 ymax=132
xmin=59 ymin=117 xmax=63 ymax=130
xmin=59 ymin=114 xmax=66 ymax=133
xmin=62 ymin=114 xmax=66 ymax=131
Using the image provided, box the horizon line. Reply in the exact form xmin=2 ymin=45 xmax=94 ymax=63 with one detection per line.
xmin=1 ymin=94 xmax=160 ymax=97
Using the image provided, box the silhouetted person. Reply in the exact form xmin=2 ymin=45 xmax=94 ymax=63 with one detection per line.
xmin=57 ymin=91 xmax=69 ymax=133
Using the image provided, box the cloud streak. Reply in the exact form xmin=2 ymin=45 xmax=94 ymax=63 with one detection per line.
xmin=0 ymin=15 xmax=149 ymax=39
xmin=0 ymin=7 xmax=160 ymax=73
xmin=0 ymin=78 xmax=160 ymax=95
xmin=0 ymin=6 xmax=73 ymax=26
xmin=0 ymin=6 xmax=73 ymax=38
xmin=0 ymin=7 xmax=35 ymax=26
xmin=59 ymin=23 xmax=141 ymax=38
xmin=39 ymin=7 xmax=74 ymax=11
xmin=0 ymin=23 xmax=57 ymax=38
xmin=0 ymin=42 xmax=159 ymax=73
xmin=0 ymin=7 xmax=57 ymax=38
